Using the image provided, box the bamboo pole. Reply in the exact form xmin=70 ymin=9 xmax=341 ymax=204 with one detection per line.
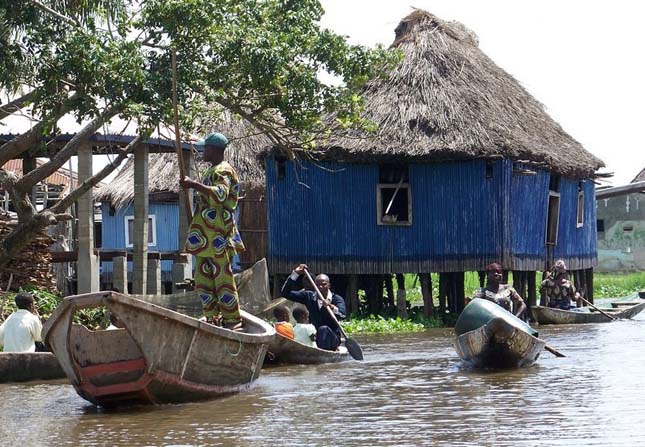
xmin=171 ymin=49 xmax=193 ymax=222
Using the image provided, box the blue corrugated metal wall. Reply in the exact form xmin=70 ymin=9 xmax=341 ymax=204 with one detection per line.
xmin=267 ymin=156 xmax=597 ymax=273
xmin=100 ymin=202 xmax=179 ymax=278
xmin=553 ymin=178 xmax=597 ymax=265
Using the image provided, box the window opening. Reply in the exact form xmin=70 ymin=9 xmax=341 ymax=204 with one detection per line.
xmin=546 ymin=192 xmax=560 ymax=245
xmin=125 ymin=215 xmax=156 ymax=247
xmin=377 ymin=165 xmax=411 ymax=225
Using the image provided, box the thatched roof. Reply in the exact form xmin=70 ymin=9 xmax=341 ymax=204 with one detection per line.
xmin=294 ymin=10 xmax=604 ymax=178
xmin=96 ymin=122 xmax=269 ymax=209
xmin=632 ymin=167 xmax=645 ymax=183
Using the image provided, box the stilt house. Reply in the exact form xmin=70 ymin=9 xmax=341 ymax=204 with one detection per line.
xmin=263 ymin=10 xmax=605 ymax=315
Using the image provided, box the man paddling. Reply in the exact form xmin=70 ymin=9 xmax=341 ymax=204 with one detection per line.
xmin=473 ymin=263 xmax=527 ymax=318
xmin=281 ymin=264 xmax=346 ymax=351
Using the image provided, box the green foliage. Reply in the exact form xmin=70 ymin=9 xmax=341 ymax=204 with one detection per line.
xmin=343 ymin=314 xmax=425 ymax=334
xmin=594 ymin=272 xmax=645 ymax=298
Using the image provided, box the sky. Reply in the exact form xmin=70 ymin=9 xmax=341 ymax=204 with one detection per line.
xmin=320 ymin=0 xmax=645 ymax=185
xmin=3 ymin=0 xmax=643 ymax=186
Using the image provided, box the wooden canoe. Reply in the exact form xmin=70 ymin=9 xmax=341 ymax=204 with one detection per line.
xmin=264 ymin=334 xmax=351 ymax=366
xmin=0 ymin=352 xmax=66 ymax=383
xmin=43 ymin=291 xmax=275 ymax=407
xmin=454 ymin=298 xmax=544 ymax=369
xmin=532 ymin=301 xmax=645 ymax=325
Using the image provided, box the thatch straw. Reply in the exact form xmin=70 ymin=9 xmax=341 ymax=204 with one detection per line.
xmin=632 ymin=168 xmax=645 ymax=183
xmin=96 ymin=118 xmax=269 ymax=209
xmin=280 ymin=10 xmax=604 ymax=179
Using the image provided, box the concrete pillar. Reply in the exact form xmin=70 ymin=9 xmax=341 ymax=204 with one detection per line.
xmin=177 ymin=150 xmax=194 ymax=275
xmin=112 ymin=255 xmax=128 ymax=294
xmin=132 ymin=145 xmax=149 ymax=295
xmin=172 ymin=253 xmax=191 ymax=294
xmin=76 ymin=144 xmax=99 ymax=293
xmin=147 ymin=257 xmax=161 ymax=296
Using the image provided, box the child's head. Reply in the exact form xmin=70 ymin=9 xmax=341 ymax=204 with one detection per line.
xmin=292 ymin=307 xmax=309 ymax=324
xmin=273 ymin=305 xmax=291 ymax=323
xmin=15 ymin=293 xmax=35 ymax=312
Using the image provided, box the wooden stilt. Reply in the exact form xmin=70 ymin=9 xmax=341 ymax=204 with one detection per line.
xmin=585 ymin=268 xmax=594 ymax=304
xmin=395 ymin=273 xmax=407 ymax=318
xmin=385 ymin=275 xmax=395 ymax=308
xmin=438 ymin=273 xmax=447 ymax=317
xmin=420 ymin=273 xmax=433 ymax=317
xmin=456 ymin=272 xmax=466 ymax=313
xmin=346 ymin=274 xmax=359 ymax=316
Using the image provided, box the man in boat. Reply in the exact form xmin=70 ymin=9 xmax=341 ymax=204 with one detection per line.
xmin=281 ymin=264 xmax=346 ymax=351
xmin=180 ymin=132 xmax=246 ymax=331
xmin=0 ymin=293 xmax=43 ymax=352
xmin=540 ymin=260 xmax=579 ymax=310
xmin=473 ymin=263 xmax=527 ymax=317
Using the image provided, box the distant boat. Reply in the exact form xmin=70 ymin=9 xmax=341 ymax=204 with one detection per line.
xmin=0 ymin=352 xmax=65 ymax=383
xmin=43 ymin=291 xmax=275 ymax=407
xmin=454 ymin=298 xmax=545 ymax=369
xmin=532 ymin=300 xmax=645 ymax=325
xmin=265 ymin=334 xmax=351 ymax=366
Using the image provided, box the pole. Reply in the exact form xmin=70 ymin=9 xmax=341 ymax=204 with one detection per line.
xmin=172 ymin=49 xmax=193 ymax=222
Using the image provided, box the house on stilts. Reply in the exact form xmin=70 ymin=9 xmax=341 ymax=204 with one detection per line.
xmin=262 ymin=10 xmax=605 ymax=317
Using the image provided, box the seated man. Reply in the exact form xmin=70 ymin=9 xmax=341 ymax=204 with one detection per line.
xmin=273 ymin=305 xmax=294 ymax=339
xmin=292 ymin=307 xmax=316 ymax=347
xmin=281 ymin=264 xmax=346 ymax=351
xmin=541 ymin=259 xmax=578 ymax=310
xmin=0 ymin=293 xmax=43 ymax=352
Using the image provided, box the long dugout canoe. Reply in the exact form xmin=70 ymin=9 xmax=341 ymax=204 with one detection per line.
xmin=532 ymin=301 xmax=645 ymax=325
xmin=265 ymin=334 xmax=351 ymax=366
xmin=454 ymin=298 xmax=545 ymax=369
xmin=43 ymin=291 xmax=275 ymax=407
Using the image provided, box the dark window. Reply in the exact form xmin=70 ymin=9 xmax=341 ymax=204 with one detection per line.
xmin=623 ymin=225 xmax=634 ymax=232
xmin=576 ymin=188 xmax=584 ymax=228
xmin=486 ymin=160 xmax=494 ymax=179
xmin=125 ymin=216 xmax=156 ymax=247
xmin=276 ymin=158 xmax=286 ymax=179
xmin=549 ymin=175 xmax=560 ymax=192
xmin=377 ymin=165 xmax=411 ymax=225
xmin=546 ymin=192 xmax=560 ymax=245
xmin=597 ymin=219 xmax=605 ymax=232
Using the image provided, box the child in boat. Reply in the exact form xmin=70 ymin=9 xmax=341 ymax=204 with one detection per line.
xmin=0 ymin=292 xmax=43 ymax=353
xmin=292 ymin=307 xmax=317 ymax=347
xmin=273 ymin=305 xmax=294 ymax=339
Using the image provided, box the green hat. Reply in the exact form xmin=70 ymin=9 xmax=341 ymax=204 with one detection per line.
xmin=195 ymin=132 xmax=229 ymax=151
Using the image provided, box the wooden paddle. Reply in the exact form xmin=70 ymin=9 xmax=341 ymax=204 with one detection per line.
xmin=542 ymin=343 xmax=566 ymax=358
xmin=578 ymin=295 xmax=616 ymax=321
xmin=303 ymin=268 xmax=364 ymax=361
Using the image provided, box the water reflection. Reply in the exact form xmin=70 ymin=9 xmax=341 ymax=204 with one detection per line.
xmin=2 ymin=317 xmax=645 ymax=446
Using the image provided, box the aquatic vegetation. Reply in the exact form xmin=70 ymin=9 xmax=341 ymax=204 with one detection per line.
xmin=343 ymin=314 xmax=425 ymax=334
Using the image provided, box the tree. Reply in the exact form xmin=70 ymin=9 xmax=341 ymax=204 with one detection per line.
xmin=0 ymin=0 xmax=395 ymax=270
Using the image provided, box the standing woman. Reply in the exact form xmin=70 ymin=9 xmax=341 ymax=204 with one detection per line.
xmin=180 ymin=133 xmax=246 ymax=330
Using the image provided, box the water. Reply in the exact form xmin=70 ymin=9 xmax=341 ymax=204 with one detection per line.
xmin=2 ymin=316 xmax=645 ymax=446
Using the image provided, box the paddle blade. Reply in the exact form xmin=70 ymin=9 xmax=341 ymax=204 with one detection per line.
xmin=544 ymin=344 xmax=566 ymax=358
xmin=345 ymin=337 xmax=364 ymax=361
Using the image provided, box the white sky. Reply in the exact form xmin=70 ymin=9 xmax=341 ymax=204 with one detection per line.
xmin=320 ymin=0 xmax=645 ymax=185
xmin=3 ymin=0 xmax=643 ymax=185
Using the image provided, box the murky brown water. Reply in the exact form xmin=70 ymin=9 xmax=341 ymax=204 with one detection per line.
xmin=2 ymin=311 xmax=645 ymax=446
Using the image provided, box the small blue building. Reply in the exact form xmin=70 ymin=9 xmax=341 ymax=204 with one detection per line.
xmin=263 ymin=10 xmax=605 ymax=314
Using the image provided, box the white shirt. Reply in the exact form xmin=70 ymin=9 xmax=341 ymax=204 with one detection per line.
xmin=0 ymin=309 xmax=43 ymax=352
xmin=294 ymin=323 xmax=317 ymax=347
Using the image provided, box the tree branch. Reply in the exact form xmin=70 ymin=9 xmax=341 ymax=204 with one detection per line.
xmin=0 ymin=91 xmax=80 ymax=166
xmin=27 ymin=0 xmax=78 ymax=26
xmin=0 ymin=91 xmax=35 ymax=121
xmin=50 ymin=133 xmax=145 ymax=213
xmin=15 ymin=103 xmax=122 ymax=192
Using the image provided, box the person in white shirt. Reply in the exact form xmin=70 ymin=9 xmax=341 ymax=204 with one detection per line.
xmin=292 ymin=307 xmax=317 ymax=347
xmin=0 ymin=293 xmax=43 ymax=352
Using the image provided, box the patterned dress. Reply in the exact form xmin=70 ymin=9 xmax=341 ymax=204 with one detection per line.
xmin=540 ymin=275 xmax=577 ymax=310
xmin=185 ymin=161 xmax=246 ymax=324
xmin=473 ymin=284 xmax=524 ymax=314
